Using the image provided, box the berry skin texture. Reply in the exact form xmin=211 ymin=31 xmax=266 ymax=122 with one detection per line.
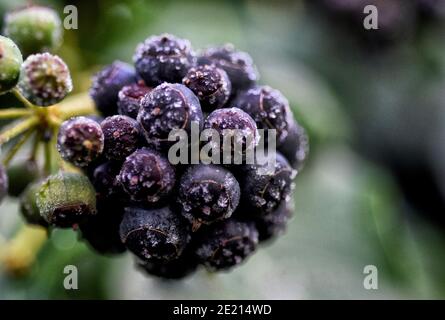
xmin=133 ymin=33 xmax=196 ymax=86
xmin=255 ymin=201 xmax=293 ymax=243
xmin=233 ymin=85 xmax=293 ymax=146
xmin=0 ymin=36 xmax=23 ymax=94
xmin=6 ymin=160 xmax=39 ymax=197
xmin=195 ymin=219 xmax=259 ymax=271
xmin=120 ymin=206 xmax=191 ymax=261
xmin=36 ymin=172 xmax=97 ymax=228
xmin=90 ymin=61 xmax=136 ymax=116
xmin=183 ymin=64 xmax=231 ymax=111
xmin=278 ymin=120 xmax=309 ymax=171
xmin=241 ymin=153 xmax=295 ymax=216
xmin=138 ymin=83 xmax=203 ymax=150
xmin=20 ymin=181 xmax=48 ymax=228
xmin=178 ymin=164 xmax=240 ymax=227
xmin=117 ymin=82 xmax=151 ymax=119
xmin=18 ymin=53 xmax=72 ymax=106
xmin=198 ymin=44 xmax=258 ymax=94
xmin=0 ymin=163 xmax=9 ymax=204
xmin=57 ymin=117 xmax=104 ymax=168
xmin=3 ymin=6 xmax=62 ymax=57
xmin=118 ymin=148 xmax=176 ymax=203
xmin=203 ymin=107 xmax=259 ymax=162
xmin=91 ymin=161 xmax=125 ymax=199
xmin=101 ymin=115 xmax=141 ymax=161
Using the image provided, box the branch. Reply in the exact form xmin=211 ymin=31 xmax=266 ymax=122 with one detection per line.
xmin=0 ymin=108 xmax=32 ymax=119
xmin=0 ymin=116 xmax=39 ymax=145
xmin=2 ymin=129 xmax=35 ymax=166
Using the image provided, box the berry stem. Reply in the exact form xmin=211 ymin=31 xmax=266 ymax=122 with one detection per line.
xmin=0 ymin=116 xmax=39 ymax=145
xmin=44 ymin=139 xmax=53 ymax=176
xmin=29 ymin=131 xmax=41 ymax=162
xmin=0 ymin=108 xmax=32 ymax=119
xmin=12 ymin=88 xmax=37 ymax=110
xmin=2 ymin=129 xmax=35 ymax=166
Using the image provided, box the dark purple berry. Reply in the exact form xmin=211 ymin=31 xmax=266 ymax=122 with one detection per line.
xmin=278 ymin=120 xmax=309 ymax=171
xmin=120 ymin=206 xmax=191 ymax=261
xmin=117 ymin=81 xmax=152 ymax=119
xmin=101 ymin=115 xmax=141 ymax=161
xmin=183 ymin=64 xmax=231 ymax=111
xmin=79 ymin=199 xmax=126 ymax=255
xmin=195 ymin=219 xmax=258 ymax=271
xmin=133 ymin=34 xmax=196 ymax=86
xmin=241 ymin=153 xmax=295 ymax=216
xmin=203 ymin=107 xmax=259 ymax=163
xmin=57 ymin=117 xmax=104 ymax=168
xmin=137 ymin=83 xmax=203 ymax=150
xmin=255 ymin=202 xmax=293 ymax=242
xmin=233 ymin=86 xmax=293 ymax=145
xmin=92 ymin=161 xmax=125 ymax=199
xmin=178 ymin=164 xmax=240 ymax=228
xmin=0 ymin=163 xmax=9 ymax=204
xmin=118 ymin=148 xmax=175 ymax=203
xmin=89 ymin=61 xmax=136 ymax=116
xmin=198 ymin=44 xmax=258 ymax=93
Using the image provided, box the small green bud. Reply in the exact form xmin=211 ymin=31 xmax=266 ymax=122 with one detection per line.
xmin=0 ymin=163 xmax=8 ymax=203
xmin=20 ymin=181 xmax=48 ymax=228
xmin=7 ymin=160 xmax=39 ymax=197
xmin=36 ymin=172 xmax=97 ymax=228
xmin=0 ymin=35 xmax=23 ymax=94
xmin=18 ymin=53 xmax=73 ymax=106
xmin=3 ymin=6 xmax=62 ymax=57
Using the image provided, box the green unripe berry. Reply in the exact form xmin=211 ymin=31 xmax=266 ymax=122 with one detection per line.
xmin=0 ymin=35 xmax=23 ymax=94
xmin=20 ymin=181 xmax=48 ymax=228
xmin=7 ymin=160 xmax=39 ymax=197
xmin=36 ymin=172 xmax=96 ymax=228
xmin=18 ymin=53 xmax=73 ymax=106
xmin=3 ymin=6 xmax=62 ymax=57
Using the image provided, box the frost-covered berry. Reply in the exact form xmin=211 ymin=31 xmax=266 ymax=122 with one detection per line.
xmin=3 ymin=6 xmax=62 ymax=57
xmin=203 ymin=107 xmax=259 ymax=163
xmin=79 ymin=199 xmax=126 ymax=255
xmin=195 ymin=219 xmax=259 ymax=271
xmin=117 ymin=82 xmax=151 ymax=119
xmin=17 ymin=53 xmax=72 ymax=106
xmin=136 ymin=250 xmax=198 ymax=280
xmin=120 ymin=206 xmax=191 ymax=261
xmin=241 ymin=153 xmax=295 ymax=215
xmin=91 ymin=161 xmax=125 ymax=199
xmin=101 ymin=115 xmax=141 ymax=161
xmin=233 ymin=86 xmax=293 ymax=145
xmin=36 ymin=172 xmax=96 ymax=228
xmin=90 ymin=61 xmax=136 ymax=116
xmin=137 ymin=83 xmax=203 ymax=150
xmin=198 ymin=44 xmax=258 ymax=94
xmin=133 ymin=34 xmax=195 ymax=86
xmin=183 ymin=64 xmax=231 ymax=111
xmin=0 ymin=36 xmax=23 ymax=94
xmin=57 ymin=117 xmax=104 ymax=168
xmin=20 ymin=181 xmax=48 ymax=227
xmin=255 ymin=201 xmax=293 ymax=242
xmin=278 ymin=120 xmax=309 ymax=171
xmin=0 ymin=164 xmax=9 ymax=204
xmin=118 ymin=148 xmax=175 ymax=203
xmin=178 ymin=164 xmax=240 ymax=228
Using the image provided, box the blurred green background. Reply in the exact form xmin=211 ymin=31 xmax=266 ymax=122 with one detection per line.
xmin=1 ymin=0 xmax=445 ymax=299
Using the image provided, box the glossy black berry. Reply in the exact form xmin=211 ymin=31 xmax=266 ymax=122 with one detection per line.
xmin=117 ymin=82 xmax=152 ymax=119
xmin=203 ymin=107 xmax=259 ymax=164
xmin=90 ymin=61 xmax=136 ymax=116
xmin=241 ymin=152 xmax=295 ymax=216
xmin=120 ymin=206 xmax=191 ymax=261
xmin=0 ymin=163 xmax=9 ymax=204
xmin=20 ymin=181 xmax=48 ymax=228
xmin=278 ymin=120 xmax=309 ymax=171
xmin=118 ymin=148 xmax=176 ymax=203
xmin=183 ymin=64 xmax=231 ymax=111
xmin=195 ymin=219 xmax=259 ymax=271
xmin=79 ymin=199 xmax=126 ymax=255
xmin=178 ymin=164 xmax=240 ymax=227
xmin=233 ymin=86 xmax=293 ymax=145
xmin=137 ymin=83 xmax=203 ymax=150
xmin=91 ymin=161 xmax=125 ymax=199
xmin=255 ymin=202 xmax=293 ymax=242
xmin=133 ymin=33 xmax=195 ymax=86
xmin=101 ymin=115 xmax=141 ymax=161
xmin=57 ymin=116 xmax=104 ymax=168
xmin=198 ymin=44 xmax=258 ymax=93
